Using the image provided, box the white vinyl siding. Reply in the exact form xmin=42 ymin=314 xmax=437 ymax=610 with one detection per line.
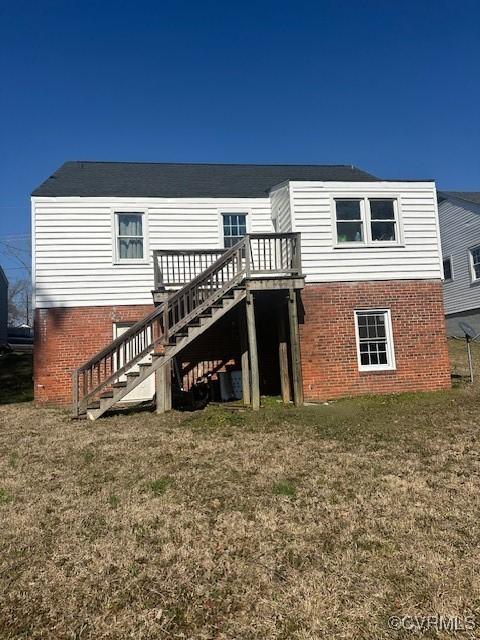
xmin=32 ymin=180 xmax=444 ymax=309
xmin=288 ymin=181 xmax=442 ymax=282
xmin=269 ymin=184 xmax=293 ymax=232
xmin=438 ymin=197 xmax=480 ymax=315
xmin=32 ymin=197 xmax=274 ymax=308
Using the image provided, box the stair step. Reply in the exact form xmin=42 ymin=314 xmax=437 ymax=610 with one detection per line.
xmin=100 ymin=391 xmax=114 ymax=399
xmin=139 ymin=362 xmax=152 ymax=368
xmin=126 ymin=371 xmax=140 ymax=378
xmin=112 ymin=381 xmax=127 ymax=389
xmin=87 ymin=401 xmax=100 ymax=410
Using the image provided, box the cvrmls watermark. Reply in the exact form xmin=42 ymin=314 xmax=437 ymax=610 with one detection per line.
xmin=388 ymin=614 xmax=476 ymax=633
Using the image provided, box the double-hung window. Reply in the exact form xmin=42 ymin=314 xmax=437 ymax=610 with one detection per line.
xmin=354 ymin=309 xmax=396 ymax=371
xmin=369 ymin=199 xmax=397 ymax=242
xmin=334 ymin=198 xmax=400 ymax=246
xmin=443 ymin=257 xmax=453 ymax=281
xmin=469 ymin=245 xmax=480 ymax=282
xmin=115 ymin=212 xmax=145 ymax=261
xmin=335 ymin=200 xmax=364 ymax=243
xmin=222 ymin=213 xmax=247 ymax=248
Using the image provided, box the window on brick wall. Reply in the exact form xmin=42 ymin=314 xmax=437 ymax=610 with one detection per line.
xmin=354 ymin=309 xmax=396 ymax=371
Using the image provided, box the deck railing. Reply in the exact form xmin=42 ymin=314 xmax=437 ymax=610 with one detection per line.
xmin=154 ymin=233 xmax=301 ymax=289
xmin=154 ymin=248 xmax=227 ymax=288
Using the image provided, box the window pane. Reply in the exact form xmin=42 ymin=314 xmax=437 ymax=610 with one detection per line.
xmin=224 ymin=236 xmax=243 ymax=248
xmin=370 ymin=200 xmax=395 ymax=220
xmin=471 ymin=247 xmax=480 ymax=280
xmin=337 ymin=221 xmax=363 ymax=243
xmin=118 ymin=214 xmax=142 ymax=236
xmin=336 ymin=200 xmax=361 ymax=220
xmin=356 ymin=311 xmax=391 ymax=368
xmin=443 ymin=258 xmax=452 ymax=281
xmin=119 ymin=238 xmax=144 ymax=259
xmin=371 ymin=221 xmax=396 ymax=242
xmin=223 ymin=214 xmax=247 ymax=247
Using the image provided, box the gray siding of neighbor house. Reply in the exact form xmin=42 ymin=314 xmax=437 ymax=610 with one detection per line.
xmin=445 ymin=307 xmax=480 ymax=338
xmin=438 ymin=198 xmax=480 ymax=331
xmin=0 ymin=268 xmax=8 ymax=345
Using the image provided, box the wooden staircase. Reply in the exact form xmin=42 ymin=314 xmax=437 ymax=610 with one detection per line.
xmin=72 ymin=233 xmax=302 ymax=420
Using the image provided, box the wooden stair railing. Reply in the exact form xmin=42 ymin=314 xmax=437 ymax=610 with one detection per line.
xmin=72 ymin=238 xmax=248 ymax=417
xmin=72 ymin=232 xmax=302 ymax=417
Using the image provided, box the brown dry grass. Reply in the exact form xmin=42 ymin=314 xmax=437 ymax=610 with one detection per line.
xmin=1 ymin=342 xmax=480 ymax=639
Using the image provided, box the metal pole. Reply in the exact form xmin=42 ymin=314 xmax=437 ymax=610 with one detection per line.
xmin=467 ymin=337 xmax=474 ymax=383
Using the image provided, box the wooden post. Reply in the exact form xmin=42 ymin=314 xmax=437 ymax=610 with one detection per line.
xmin=156 ymin=362 xmax=166 ymax=414
xmin=164 ymin=359 xmax=172 ymax=411
xmin=72 ymin=370 xmax=79 ymax=418
xmin=278 ymin=307 xmax=291 ymax=403
xmin=239 ymin=307 xmax=251 ymax=405
xmin=245 ymin=289 xmax=260 ymax=410
xmin=156 ymin=359 xmax=172 ymax=413
xmin=288 ymin=288 xmax=304 ymax=407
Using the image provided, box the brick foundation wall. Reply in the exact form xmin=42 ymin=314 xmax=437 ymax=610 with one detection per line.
xmin=299 ymin=280 xmax=451 ymax=401
xmin=34 ymin=279 xmax=451 ymax=406
xmin=34 ymin=305 xmax=154 ymax=405
xmin=33 ymin=304 xmax=243 ymax=406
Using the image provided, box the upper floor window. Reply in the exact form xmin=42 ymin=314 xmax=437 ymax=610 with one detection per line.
xmin=443 ymin=257 xmax=453 ymax=281
xmin=222 ymin=213 xmax=247 ymax=248
xmin=354 ymin=309 xmax=396 ymax=371
xmin=369 ymin=199 xmax=397 ymax=242
xmin=335 ymin=200 xmax=364 ymax=243
xmin=115 ymin=212 xmax=145 ymax=261
xmin=469 ymin=245 xmax=480 ymax=282
xmin=334 ymin=198 xmax=399 ymax=246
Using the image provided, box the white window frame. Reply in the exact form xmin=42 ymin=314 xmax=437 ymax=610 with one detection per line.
xmin=218 ymin=210 xmax=250 ymax=248
xmin=112 ymin=210 xmax=149 ymax=265
xmin=442 ymin=255 xmax=454 ymax=282
xmin=468 ymin=244 xmax=480 ymax=283
xmin=354 ymin=309 xmax=396 ymax=372
xmin=332 ymin=196 xmax=403 ymax=248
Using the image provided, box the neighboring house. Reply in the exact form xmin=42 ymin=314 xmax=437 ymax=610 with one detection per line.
xmin=0 ymin=266 xmax=7 ymax=347
xmin=31 ymin=161 xmax=451 ymax=419
xmin=438 ymin=192 xmax=480 ymax=336
xmin=8 ymin=325 xmax=33 ymax=349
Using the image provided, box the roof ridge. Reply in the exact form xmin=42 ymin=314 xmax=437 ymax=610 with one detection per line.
xmin=69 ymin=160 xmax=360 ymax=168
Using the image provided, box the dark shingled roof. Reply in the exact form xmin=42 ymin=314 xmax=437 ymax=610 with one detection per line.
xmin=439 ymin=191 xmax=480 ymax=206
xmin=32 ymin=161 xmax=379 ymax=198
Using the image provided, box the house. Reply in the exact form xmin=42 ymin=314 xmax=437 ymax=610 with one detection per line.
xmin=31 ymin=161 xmax=451 ymax=419
xmin=438 ymin=192 xmax=480 ymax=337
xmin=0 ymin=266 xmax=7 ymax=347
